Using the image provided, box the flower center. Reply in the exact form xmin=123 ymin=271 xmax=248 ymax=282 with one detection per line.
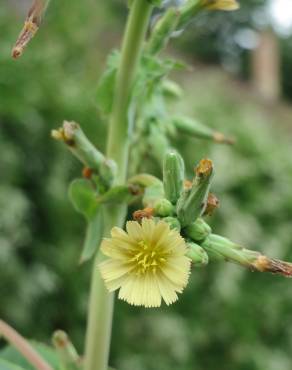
xmin=131 ymin=240 xmax=168 ymax=275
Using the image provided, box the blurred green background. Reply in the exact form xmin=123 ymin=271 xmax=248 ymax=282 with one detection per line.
xmin=1 ymin=1 xmax=292 ymax=369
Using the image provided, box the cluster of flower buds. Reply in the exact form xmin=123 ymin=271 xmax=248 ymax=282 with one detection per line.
xmin=135 ymin=150 xmax=292 ymax=276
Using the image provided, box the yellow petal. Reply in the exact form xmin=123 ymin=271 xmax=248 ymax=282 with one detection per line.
xmin=156 ymin=273 xmax=179 ymax=306
xmin=99 ymin=259 xmax=132 ymax=282
xmin=126 ymin=221 xmax=143 ymax=241
xmin=101 ymin=239 xmax=128 ymax=260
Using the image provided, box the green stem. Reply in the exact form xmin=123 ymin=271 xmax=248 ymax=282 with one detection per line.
xmin=84 ymin=2 xmax=153 ymax=370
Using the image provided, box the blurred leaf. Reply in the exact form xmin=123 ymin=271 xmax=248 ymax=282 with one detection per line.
xmin=80 ymin=209 xmax=103 ymax=264
xmin=0 ymin=358 xmax=24 ymax=370
xmin=68 ymin=179 xmax=99 ymax=221
xmin=0 ymin=343 xmax=58 ymax=370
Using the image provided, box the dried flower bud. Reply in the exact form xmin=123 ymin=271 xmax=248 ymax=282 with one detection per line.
xmin=203 ymin=193 xmax=219 ymax=216
xmin=133 ymin=208 xmax=155 ymax=222
xmin=12 ymin=0 xmax=50 ymax=59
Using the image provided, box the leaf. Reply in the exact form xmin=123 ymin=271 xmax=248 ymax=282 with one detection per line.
xmin=0 ymin=343 xmax=59 ymax=370
xmin=0 ymin=358 xmax=25 ymax=370
xmin=68 ymin=179 xmax=99 ymax=221
xmin=80 ymin=209 xmax=103 ymax=264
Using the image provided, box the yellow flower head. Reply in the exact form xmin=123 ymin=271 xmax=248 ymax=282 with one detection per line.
xmin=99 ymin=218 xmax=191 ymax=308
xmin=201 ymin=0 xmax=239 ymax=11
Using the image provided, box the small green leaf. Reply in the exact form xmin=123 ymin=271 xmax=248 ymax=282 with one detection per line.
xmin=96 ymin=186 xmax=135 ymax=204
xmin=0 ymin=343 xmax=59 ymax=370
xmin=0 ymin=358 xmax=25 ymax=370
xmin=68 ymin=179 xmax=98 ymax=221
xmin=80 ymin=209 xmax=103 ymax=264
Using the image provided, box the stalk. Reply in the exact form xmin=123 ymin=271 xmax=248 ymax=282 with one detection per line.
xmin=84 ymin=1 xmax=153 ymax=370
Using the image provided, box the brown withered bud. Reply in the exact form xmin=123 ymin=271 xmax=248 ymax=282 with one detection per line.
xmin=204 ymin=193 xmax=220 ymax=216
xmin=82 ymin=167 xmax=93 ymax=179
xmin=195 ymin=158 xmax=213 ymax=178
xmin=133 ymin=208 xmax=154 ymax=222
xmin=252 ymin=256 xmax=292 ymax=277
xmin=12 ymin=0 xmax=49 ymax=59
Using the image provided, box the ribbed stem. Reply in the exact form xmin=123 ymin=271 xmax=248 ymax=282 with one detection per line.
xmin=84 ymin=2 xmax=153 ymax=370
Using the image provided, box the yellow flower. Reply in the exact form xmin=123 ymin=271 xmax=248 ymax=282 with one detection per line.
xmin=99 ymin=218 xmax=191 ymax=308
xmin=201 ymin=0 xmax=239 ymax=11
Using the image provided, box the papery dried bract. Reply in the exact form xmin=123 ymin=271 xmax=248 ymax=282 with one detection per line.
xmin=12 ymin=0 xmax=49 ymax=59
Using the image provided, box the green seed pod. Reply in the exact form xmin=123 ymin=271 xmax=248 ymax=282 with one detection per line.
xmin=177 ymin=159 xmax=214 ymax=227
xmin=154 ymin=198 xmax=174 ymax=217
xmin=163 ymin=150 xmax=185 ymax=204
xmin=184 ymin=217 xmax=211 ymax=242
xmin=202 ymin=234 xmax=292 ymax=277
xmin=163 ymin=217 xmax=181 ymax=232
xmin=172 ymin=116 xmax=234 ymax=144
xmin=186 ymin=242 xmax=209 ymax=267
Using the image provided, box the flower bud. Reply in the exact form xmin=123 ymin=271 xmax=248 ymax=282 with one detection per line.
xmin=184 ymin=218 xmax=211 ymax=241
xmin=154 ymin=198 xmax=174 ymax=217
xmin=163 ymin=150 xmax=185 ymax=204
xmin=143 ymin=183 xmax=165 ymax=208
xmin=163 ymin=217 xmax=181 ymax=231
xmin=177 ymin=159 xmax=214 ymax=227
xmin=162 ymin=79 xmax=184 ymax=99
xmin=186 ymin=242 xmax=209 ymax=266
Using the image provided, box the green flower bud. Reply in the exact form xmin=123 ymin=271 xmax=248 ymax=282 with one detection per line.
xmin=154 ymin=198 xmax=174 ymax=216
xmin=143 ymin=183 xmax=165 ymax=208
xmin=184 ymin=217 xmax=211 ymax=241
xmin=163 ymin=217 xmax=181 ymax=231
xmin=162 ymin=79 xmax=184 ymax=99
xmin=163 ymin=150 xmax=185 ymax=204
xmin=177 ymin=159 xmax=214 ymax=227
xmin=186 ymin=242 xmax=209 ymax=267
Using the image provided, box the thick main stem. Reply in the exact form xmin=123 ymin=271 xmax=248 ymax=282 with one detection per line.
xmin=84 ymin=2 xmax=153 ymax=370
